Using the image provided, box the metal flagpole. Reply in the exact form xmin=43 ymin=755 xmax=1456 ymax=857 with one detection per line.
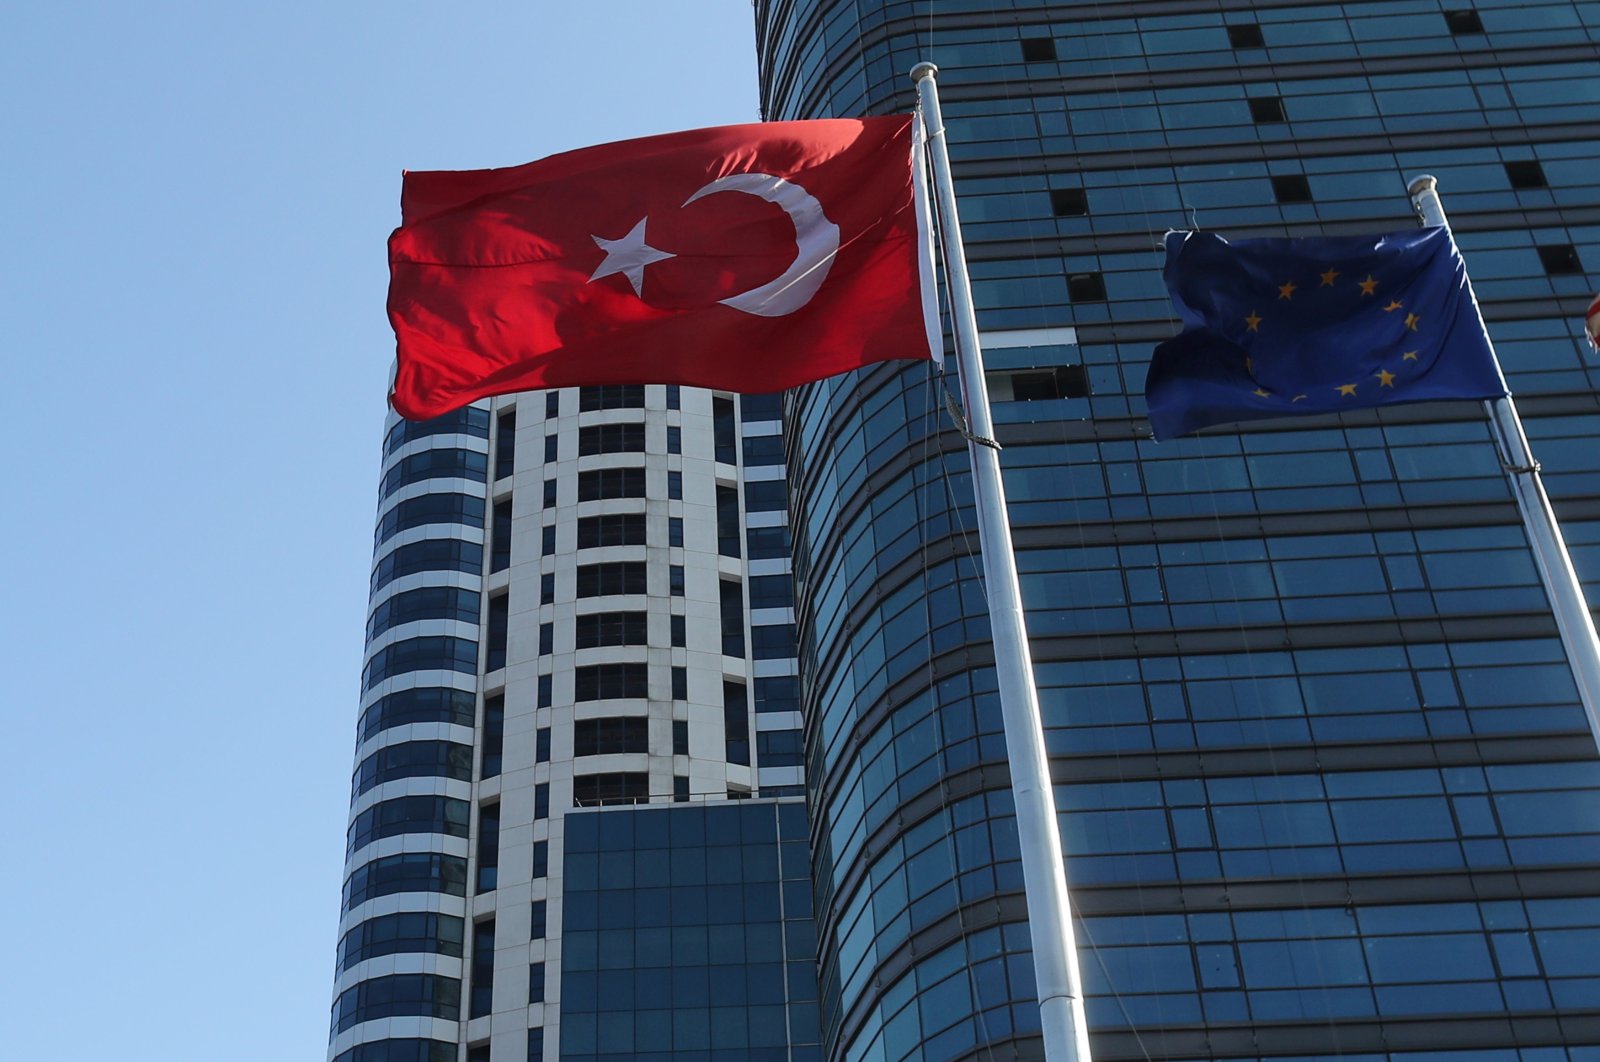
xmin=1409 ymin=175 xmax=1600 ymax=750
xmin=912 ymin=62 xmax=1093 ymax=1062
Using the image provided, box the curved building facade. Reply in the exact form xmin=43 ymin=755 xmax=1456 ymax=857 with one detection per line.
xmin=757 ymin=2 xmax=1600 ymax=1060
xmin=333 ymin=405 xmax=489 ymax=1062
xmin=330 ymin=385 xmax=811 ymax=1061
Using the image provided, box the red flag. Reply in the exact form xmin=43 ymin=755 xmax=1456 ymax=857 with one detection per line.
xmin=387 ymin=116 xmax=936 ymax=419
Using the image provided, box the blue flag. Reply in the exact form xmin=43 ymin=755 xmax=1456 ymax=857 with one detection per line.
xmin=1144 ymin=227 xmax=1506 ymax=440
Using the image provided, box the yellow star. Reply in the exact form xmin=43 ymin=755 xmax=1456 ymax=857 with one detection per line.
xmin=1292 ymin=394 xmax=1308 ymax=402
xmin=1253 ymin=388 xmax=1271 ymax=398
xmin=1358 ymin=275 xmax=1379 ymax=296
xmin=1404 ymin=312 xmax=1420 ymax=331
xmin=1383 ymin=300 xmax=1403 ymax=312
xmin=1401 ymin=350 xmax=1419 ymax=361
xmin=1337 ymin=383 xmax=1359 ymax=397
xmin=1244 ymin=311 xmax=1262 ymax=332
xmin=1375 ymin=369 xmax=1396 ymax=388
xmin=1319 ymin=269 xmax=1339 ymax=287
xmin=1278 ymin=281 xmax=1297 ymax=300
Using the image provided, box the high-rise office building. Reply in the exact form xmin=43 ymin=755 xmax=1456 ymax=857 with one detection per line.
xmin=329 ymin=385 xmax=815 ymax=1062
xmin=755 ymin=1 xmax=1600 ymax=1060
xmin=334 ymin=4 xmax=1600 ymax=1059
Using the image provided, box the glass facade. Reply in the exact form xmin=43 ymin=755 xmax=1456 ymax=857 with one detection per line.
xmin=755 ymin=1 xmax=1600 ymax=1059
xmin=559 ymin=799 xmax=822 ymax=1060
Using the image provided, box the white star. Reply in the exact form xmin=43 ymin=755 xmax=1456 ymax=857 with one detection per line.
xmin=588 ymin=217 xmax=674 ymax=298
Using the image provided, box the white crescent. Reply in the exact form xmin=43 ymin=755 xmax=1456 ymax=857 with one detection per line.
xmin=684 ymin=172 xmax=839 ymax=317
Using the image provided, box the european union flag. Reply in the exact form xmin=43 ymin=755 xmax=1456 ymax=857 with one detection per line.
xmin=1144 ymin=227 xmax=1506 ymax=440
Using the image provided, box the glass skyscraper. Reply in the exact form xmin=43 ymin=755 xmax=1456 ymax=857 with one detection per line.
xmin=755 ymin=1 xmax=1600 ymax=1060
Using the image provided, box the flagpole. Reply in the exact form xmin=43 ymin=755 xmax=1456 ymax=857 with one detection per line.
xmin=1409 ymin=176 xmax=1600 ymax=751
xmin=912 ymin=62 xmax=1093 ymax=1062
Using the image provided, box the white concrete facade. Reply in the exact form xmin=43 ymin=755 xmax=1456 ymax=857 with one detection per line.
xmin=330 ymin=386 xmax=801 ymax=1062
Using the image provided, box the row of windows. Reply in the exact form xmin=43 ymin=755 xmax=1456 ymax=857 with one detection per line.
xmin=566 ymin=797 xmax=809 ymax=853
xmin=574 ymin=716 xmax=649 ymax=756
xmin=757 ymin=729 xmax=804 ymax=769
xmin=743 ymin=433 xmax=785 ymax=466
xmin=490 ymin=512 xmax=791 ymax=577
xmin=574 ymin=772 xmax=650 ymax=806
xmin=1057 ymin=760 xmax=1600 ymax=883
xmin=579 ymin=422 xmax=646 ymax=455
xmin=332 ymin=1039 xmax=456 ymax=1062
xmin=342 ymin=851 xmax=467 ymax=910
xmin=581 ymin=384 xmax=645 ymax=411
xmin=575 ymin=610 xmax=648 ymax=649
xmin=362 ymin=636 xmax=477 ymax=692
xmin=579 ymin=512 xmax=645 ymax=548
xmin=1037 ymin=637 xmax=1584 ymax=756
xmin=1025 ymin=157 xmax=1560 ymax=227
xmin=346 ymin=796 xmax=469 ymax=857
xmin=579 ymin=467 xmax=646 ymax=501
xmin=805 ymin=21 xmax=1600 ymax=138
xmin=1015 ymin=523 xmax=1549 ymax=640
xmin=375 ymin=492 xmax=485 ymax=548
xmin=330 ymin=973 xmax=460 ymax=1035
xmin=371 ymin=538 xmax=481 ymax=595
xmin=384 ymin=407 xmax=489 ymax=457
xmin=336 ymin=911 xmax=464 ymax=972
xmin=577 ymin=561 xmax=647 ymax=597
xmin=358 ymin=687 xmax=475 ymax=743
xmin=367 ymin=585 xmax=479 ymax=641
xmin=351 ymin=739 xmax=474 ymax=799
xmin=575 ymin=663 xmax=648 ymax=701
xmin=1065 ymin=897 xmax=1600 ymax=1024
xmin=380 ymin=448 xmax=487 ymax=500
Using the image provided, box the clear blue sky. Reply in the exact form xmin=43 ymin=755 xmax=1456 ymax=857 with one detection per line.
xmin=0 ymin=4 xmax=757 ymax=1058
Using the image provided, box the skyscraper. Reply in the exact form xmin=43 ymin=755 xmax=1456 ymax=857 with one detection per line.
xmin=755 ymin=2 xmax=1600 ymax=1060
xmin=329 ymin=385 xmax=816 ymax=1062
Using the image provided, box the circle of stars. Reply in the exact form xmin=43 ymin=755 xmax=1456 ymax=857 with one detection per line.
xmin=1237 ymin=267 xmax=1423 ymax=402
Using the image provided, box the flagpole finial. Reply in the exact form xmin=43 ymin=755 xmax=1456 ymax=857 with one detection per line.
xmin=910 ymin=62 xmax=938 ymax=83
xmin=1407 ymin=175 xmax=1446 ymax=229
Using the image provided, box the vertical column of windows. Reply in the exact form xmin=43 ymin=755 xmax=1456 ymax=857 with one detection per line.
xmin=525 ymin=380 xmax=548 ymax=1056
xmin=720 ymin=581 xmax=747 ymax=657
xmin=486 ymin=594 xmax=508 ymax=672
xmin=475 ymin=805 xmax=499 ymax=894
xmin=738 ymin=393 xmax=802 ymax=794
xmin=480 ymin=695 xmax=504 ymax=779
xmin=468 ymin=920 xmax=495 ymax=1018
xmin=528 ymin=962 xmax=545 ymax=1004
xmin=712 ymin=396 xmax=737 ymax=464
xmin=724 ymin=681 xmax=751 ymax=767
xmin=716 ymin=485 xmax=742 ymax=557
xmin=490 ymin=501 xmax=511 ymax=572
xmin=494 ymin=411 xmax=515 ymax=481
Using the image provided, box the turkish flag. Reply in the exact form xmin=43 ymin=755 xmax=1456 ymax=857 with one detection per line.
xmin=387 ymin=115 xmax=936 ymax=419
